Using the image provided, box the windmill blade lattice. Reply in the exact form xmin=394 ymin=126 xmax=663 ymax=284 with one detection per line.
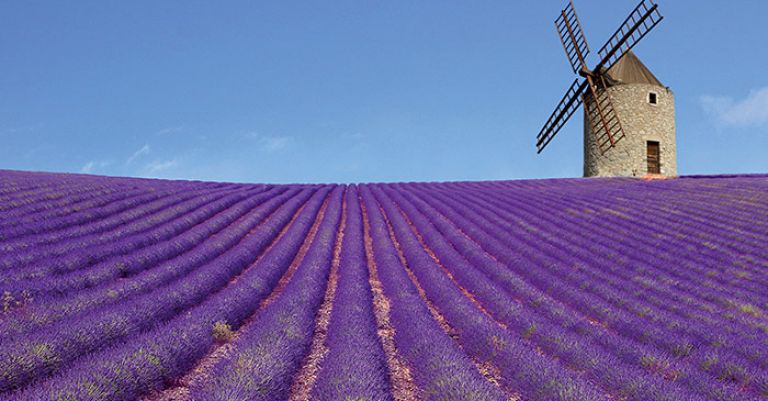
xmin=536 ymin=0 xmax=664 ymax=155
xmin=584 ymin=77 xmax=626 ymax=154
xmin=536 ymin=79 xmax=589 ymax=153
xmin=555 ymin=0 xmax=590 ymax=74
xmin=596 ymin=0 xmax=664 ymax=72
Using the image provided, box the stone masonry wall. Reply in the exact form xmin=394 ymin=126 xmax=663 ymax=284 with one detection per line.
xmin=583 ymin=83 xmax=676 ymax=177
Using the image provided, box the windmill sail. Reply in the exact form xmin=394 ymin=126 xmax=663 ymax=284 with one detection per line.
xmin=584 ymin=81 xmax=626 ymax=154
xmin=537 ymin=79 xmax=589 ymax=153
xmin=536 ymin=0 xmax=663 ymax=155
xmin=596 ymin=0 xmax=663 ymax=72
xmin=555 ymin=0 xmax=590 ymax=73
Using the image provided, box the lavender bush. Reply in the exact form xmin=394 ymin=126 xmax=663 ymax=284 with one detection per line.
xmin=0 ymin=170 xmax=766 ymax=401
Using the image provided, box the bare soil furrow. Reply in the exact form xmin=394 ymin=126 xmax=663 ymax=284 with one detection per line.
xmin=288 ymin=189 xmax=347 ymax=401
xmin=141 ymin=190 xmax=327 ymax=401
xmin=377 ymin=203 xmax=519 ymax=401
xmin=361 ymin=198 xmax=420 ymax=401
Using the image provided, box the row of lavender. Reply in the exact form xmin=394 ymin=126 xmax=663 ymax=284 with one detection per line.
xmin=0 ymin=170 xmax=767 ymax=401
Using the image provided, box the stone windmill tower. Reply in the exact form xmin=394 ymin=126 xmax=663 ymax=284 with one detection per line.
xmin=536 ymin=0 xmax=677 ymax=178
xmin=584 ymin=51 xmax=676 ymax=176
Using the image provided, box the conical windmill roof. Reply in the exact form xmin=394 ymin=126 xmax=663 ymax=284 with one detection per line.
xmin=605 ymin=50 xmax=663 ymax=86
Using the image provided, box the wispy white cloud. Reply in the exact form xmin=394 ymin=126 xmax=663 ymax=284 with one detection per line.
xmin=245 ymin=132 xmax=294 ymax=152
xmin=342 ymin=132 xmax=366 ymax=140
xmin=156 ymin=126 xmax=184 ymax=135
xmin=260 ymin=135 xmax=293 ymax=152
xmin=80 ymin=160 xmax=110 ymax=174
xmin=144 ymin=159 xmax=179 ymax=175
xmin=700 ymin=86 xmax=768 ymax=126
xmin=126 ymin=144 xmax=151 ymax=165
xmin=80 ymin=161 xmax=96 ymax=174
xmin=2 ymin=124 xmax=40 ymax=136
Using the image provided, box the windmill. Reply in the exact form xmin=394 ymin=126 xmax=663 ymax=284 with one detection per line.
xmin=537 ymin=0 xmax=676 ymax=177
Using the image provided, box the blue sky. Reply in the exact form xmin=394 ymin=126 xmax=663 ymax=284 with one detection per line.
xmin=1 ymin=1 xmax=766 ymax=184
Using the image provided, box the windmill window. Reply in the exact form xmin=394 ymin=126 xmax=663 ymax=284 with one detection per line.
xmin=648 ymin=92 xmax=658 ymax=104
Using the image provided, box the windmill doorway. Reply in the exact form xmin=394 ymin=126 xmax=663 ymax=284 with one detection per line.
xmin=647 ymin=141 xmax=661 ymax=174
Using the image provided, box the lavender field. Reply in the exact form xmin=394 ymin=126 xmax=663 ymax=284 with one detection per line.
xmin=0 ymin=169 xmax=767 ymax=401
